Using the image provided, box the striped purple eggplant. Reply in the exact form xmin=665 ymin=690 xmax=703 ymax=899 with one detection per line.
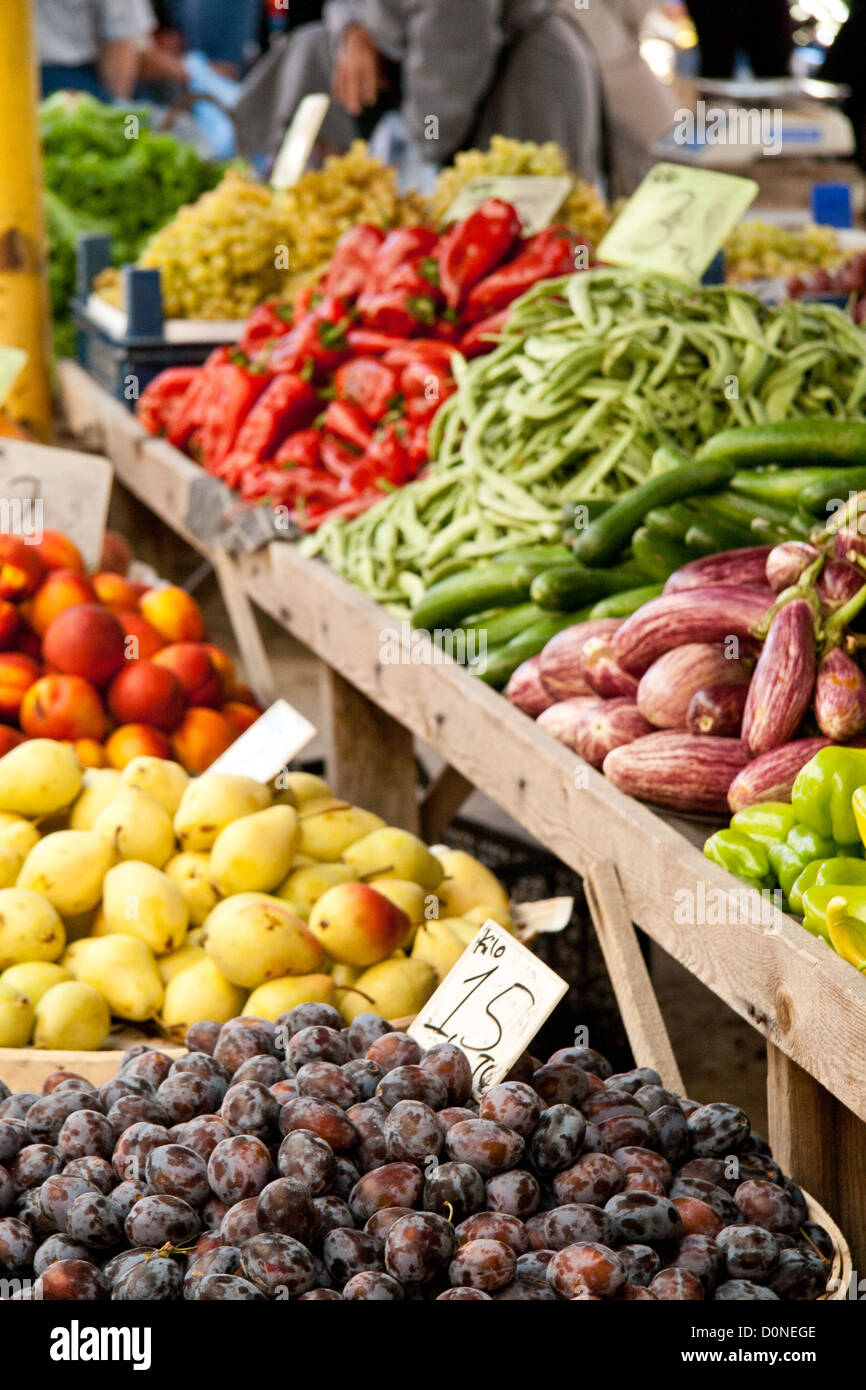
xmin=817 ymin=558 xmax=864 ymax=612
xmin=636 ymin=643 xmax=749 ymax=729
xmin=686 ymin=682 xmax=749 ymax=737
xmin=580 ymin=635 xmax=639 ymax=699
xmin=727 ymin=737 xmax=831 ymax=812
xmin=571 ymin=699 xmax=654 ymax=769
xmin=663 ymin=546 xmax=773 ymax=595
xmin=602 ymin=732 xmax=751 ymax=815
xmin=506 ymin=657 xmax=556 ymax=717
xmin=814 ymin=648 xmax=866 ymax=740
xmin=537 ymin=696 xmax=602 ymax=749
xmin=611 ymin=587 xmax=774 ymax=676
xmin=538 ymin=619 xmax=621 ymax=701
xmin=742 ymin=599 xmax=817 ymax=755
xmin=765 ymin=541 xmax=819 ymax=594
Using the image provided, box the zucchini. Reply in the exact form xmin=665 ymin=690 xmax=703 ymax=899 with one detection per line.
xmin=462 ymin=602 xmax=551 ymax=646
xmin=699 ymin=420 xmax=866 ymax=468
xmin=631 ymin=527 xmax=692 ymax=581
xmin=412 ymin=560 xmax=552 ymax=630
xmin=684 ymin=517 xmax=755 ymax=554
xmin=572 ymin=459 xmax=737 ymax=567
xmin=476 ymin=612 xmax=588 ymax=688
xmin=589 ymin=584 xmax=664 ymax=619
xmin=530 ymin=561 xmax=650 ymax=611
xmin=644 ymin=503 xmax=700 ymax=543
xmin=701 ymin=490 xmax=813 ymax=541
xmin=731 ymin=466 xmax=848 ymax=508
xmin=799 ymin=467 xmax=866 ymax=516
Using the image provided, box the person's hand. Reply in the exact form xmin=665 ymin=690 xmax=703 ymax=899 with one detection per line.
xmin=332 ymin=25 xmax=386 ymax=116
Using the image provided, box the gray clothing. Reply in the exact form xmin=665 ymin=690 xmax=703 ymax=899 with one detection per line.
xmin=37 ymin=0 xmax=156 ymax=66
xmin=236 ymin=0 xmax=602 ymax=182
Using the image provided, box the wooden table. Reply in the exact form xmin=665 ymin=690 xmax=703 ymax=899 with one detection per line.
xmin=60 ymin=362 xmax=866 ymax=1270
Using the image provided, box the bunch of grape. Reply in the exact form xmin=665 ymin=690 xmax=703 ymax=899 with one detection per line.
xmin=0 ymin=1015 xmax=835 ymax=1301
xmin=724 ymin=222 xmax=844 ymax=285
xmin=788 ymin=252 xmax=866 ymax=325
xmin=431 ymin=136 xmax=612 ymax=251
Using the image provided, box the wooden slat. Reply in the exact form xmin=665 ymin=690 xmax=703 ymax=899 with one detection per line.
xmin=322 ymin=666 xmax=420 ymax=832
xmin=210 ymin=550 xmax=278 ymax=708
xmin=57 ymin=362 xmax=866 ymax=1130
xmin=419 ymin=765 xmax=474 ymax=842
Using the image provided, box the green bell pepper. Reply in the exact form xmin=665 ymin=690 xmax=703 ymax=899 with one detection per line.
xmin=785 ymin=823 xmax=838 ymax=862
xmin=814 ymin=858 xmax=866 ymax=888
xmin=730 ymin=801 xmax=798 ymax=847
xmin=769 ymin=843 xmax=812 ymax=900
xmin=788 ymin=859 xmax=827 ymax=916
xmin=791 ymin=747 xmax=866 ymax=847
xmin=704 ymin=829 xmax=772 ymax=886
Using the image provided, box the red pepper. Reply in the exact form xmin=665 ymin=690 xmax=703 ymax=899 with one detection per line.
xmin=369 ymin=227 xmax=438 ymax=292
xmin=269 ymin=297 xmax=353 ymax=379
xmin=334 ymin=357 xmax=399 ymax=422
xmin=463 ymin=226 xmax=577 ymax=322
xmin=197 ymin=360 xmax=272 ymax=474
xmin=360 ymin=422 xmax=412 ymax=487
xmin=459 ymin=307 xmax=512 ymax=359
xmin=405 ymin=395 xmax=444 ymax=425
xmin=295 ymin=489 xmax=382 ymax=531
xmin=432 ymin=317 xmax=461 ymax=343
xmin=345 ymin=328 xmax=408 ymax=355
xmin=355 ymin=289 xmax=438 ymax=337
xmin=137 ymin=367 xmax=200 ymax=438
xmin=381 ymin=340 xmax=459 ymax=369
xmin=218 ymin=375 xmax=319 ymax=487
xmin=322 ymin=399 xmax=375 ymax=453
xmin=238 ymin=301 xmax=295 ymax=358
xmin=320 ymin=435 xmax=362 ymax=481
xmin=400 ymin=359 xmax=454 ymax=402
xmin=324 ymin=224 xmax=386 ymax=300
xmin=436 ymin=199 xmax=522 ymax=310
xmin=273 ymin=428 xmax=321 ymax=471
xmin=406 ymin=422 xmax=430 ymax=470
xmin=247 ymin=466 xmax=343 ymax=510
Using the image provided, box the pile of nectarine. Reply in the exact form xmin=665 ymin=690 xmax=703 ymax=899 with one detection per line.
xmin=0 ymin=528 xmax=260 ymax=772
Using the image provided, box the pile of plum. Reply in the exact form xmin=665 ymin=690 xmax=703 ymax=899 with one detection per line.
xmin=0 ymin=1006 xmax=835 ymax=1300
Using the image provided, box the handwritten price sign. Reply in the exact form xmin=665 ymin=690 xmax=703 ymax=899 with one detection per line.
xmin=408 ymin=920 xmax=567 ymax=1098
xmin=597 ymin=163 xmax=758 ymax=281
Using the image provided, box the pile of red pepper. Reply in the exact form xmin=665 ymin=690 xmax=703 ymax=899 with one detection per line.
xmin=137 ymin=200 xmax=579 ymax=531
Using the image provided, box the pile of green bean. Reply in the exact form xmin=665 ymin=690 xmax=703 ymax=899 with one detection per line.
xmin=302 ymin=267 xmax=866 ymax=613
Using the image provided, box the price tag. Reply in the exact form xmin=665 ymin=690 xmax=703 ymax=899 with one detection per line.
xmin=0 ymin=348 xmax=27 ymax=410
xmin=271 ymin=94 xmax=330 ymax=190
xmin=0 ymin=440 xmax=112 ymax=570
xmin=209 ymin=699 xmax=317 ymax=782
xmin=443 ymin=176 xmax=572 ymax=234
xmin=408 ymin=919 xmax=568 ymax=1098
xmin=597 ymin=162 xmax=758 ymax=281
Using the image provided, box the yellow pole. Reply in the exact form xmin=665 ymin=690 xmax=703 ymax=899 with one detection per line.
xmin=0 ymin=0 xmax=52 ymax=434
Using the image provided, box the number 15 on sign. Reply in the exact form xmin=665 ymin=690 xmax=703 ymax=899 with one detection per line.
xmin=408 ymin=921 xmax=567 ymax=1098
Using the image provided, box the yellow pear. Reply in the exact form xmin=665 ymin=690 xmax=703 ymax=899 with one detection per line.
xmin=296 ymin=802 xmax=386 ymax=860
xmin=186 ymin=925 xmax=207 ymax=948
xmin=330 ymin=962 xmax=361 ymax=989
xmin=101 ymin=860 xmax=189 ymax=955
xmin=461 ymin=904 xmax=515 ymax=932
xmin=432 ymin=848 xmax=511 ymax=921
xmin=368 ymin=878 xmax=428 ymax=926
xmin=344 ymin=828 xmax=444 ymax=891
xmin=17 ymin=830 xmax=117 ymax=917
xmin=0 ymin=844 xmax=21 ymax=888
xmin=0 ymin=888 xmax=66 ymax=969
xmin=121 ymin=756 xmax=189 ymax=816
xmin=288 ymin=853 xmax=317 ymax=870
xmin=173 ymin=774 xmax=270 ymax=851
xmin=308 ymin=882 xmax=412 ymax=967
xmin=69 ymin=769 xmax=123 ymax=831
xmin=204 ymin=893 xmax=324 ymax=990
xmin=161 ymin=957 xmax=246 ymax=1028
xmin=0 ymin=978 xmax=35 ymax=1046
xmin=276 ymin=772 xmax=332 ymax=806
xmin=448 ymin=918 xmax=483 ymax=946
xmin=0 ymin=739 xmax=82 ymax=817
xmin=245 ymin=973 xmax=335 ymax=1021
xmin=93 ymin=787 xmax=175 ymax=868
xmin=209 ymin=805 xmax=298 ymax=896
xmin=66 ymin=934 xmax=163 ymax=1022
xmin=64 ymin=909 xmax=98 ymax=942
xmin=411 ymin=918 xmax=470 ymax=982
xmin=163 ymin=852 xmax=220 ymax=927
xmin=276 ymin=861 xmax=355 ymax=919
xmin=0 ymin=814 xmax=40 ymax=869
xmin=34 ymin=980 xmax=110 ymax=1050
xmin=1 ymin=960 xmax=70 ymax=1005
xmin=158 ymin=943 xmax=207 ymax=986
xmin=339 ymin=958 xmax=436 ymax=1023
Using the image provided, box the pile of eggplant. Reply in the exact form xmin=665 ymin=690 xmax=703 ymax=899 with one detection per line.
xmin=507 ymin=498 xmax=866 ymax=817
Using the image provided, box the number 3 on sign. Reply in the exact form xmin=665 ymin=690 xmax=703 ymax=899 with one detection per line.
xmin=408 ymin=921 xmax=567 ymax=1098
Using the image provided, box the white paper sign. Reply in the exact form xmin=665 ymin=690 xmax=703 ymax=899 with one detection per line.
xmin=408 ymin=919 xmax=568 ymax=1098
xmin=0 ymin=439 xmax=112 ymax=571
xmin=271 ymin=94 xmax=331 ymax=190
xmin=443 ymin=176 xmax=572 ymax=234
xmin=511 ymin=896 xmax=574 ymax=943
xmin=209 ymin=698 xmax=317 ymax=782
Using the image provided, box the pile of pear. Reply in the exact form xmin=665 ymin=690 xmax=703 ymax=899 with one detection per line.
xmin=0 ymin=739 xmax=513 ymax=1051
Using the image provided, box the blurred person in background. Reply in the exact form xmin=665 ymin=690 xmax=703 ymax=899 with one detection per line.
xmin=153 ymin=0 xmax=263 ymax=78
xmin=684 ymin=0 xmax=794 ymax=79
xmin=37 ymin=0 xmax=157 ymax=99
xmin=235 ymin=0 xmax=603 ymax=183
xmin=562 ymin=0 xmax=680 ymax=196
xmin=822 ymin=0 xmax=866 ymax=166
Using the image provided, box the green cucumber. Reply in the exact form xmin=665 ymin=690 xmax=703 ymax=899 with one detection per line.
xmin=644 ymin=503 xmax=700 ymax=542
xmin=462 ymin=602 xmax=550 ymax=646
xmin=731 ymin=466 xmax=847 ymax=508
xmin=572 ymin=459 xmax=737 ymax=567
xmin=412 ymin=560 xmax=552 ymax=630
xmin=799 ymin=467 xmax=866 ymax=516
xmin=589 ymin=584 xmax=664 ymax=619
xmin=530 ymin=561 xmax=650 ymax=611
xmin=701 ymin=490 xmax=813 ymax=541
xmin=475 ymin=612 xmax=588 ymax=688
xmin=630 ymin=527 xmax=691 ymax=581
xmin=684 ymin=517 xmax=756 ymax=554
xmin=698 ymin=420 xmax=866 ymax=468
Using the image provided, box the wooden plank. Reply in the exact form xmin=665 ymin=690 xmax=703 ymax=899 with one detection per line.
xmin=321 ymin=666 xmax=420 ymax=832
xmin=210 ymin=549 xmax=278 ymax=708
xmin=583 ymin=859 xmax=685 ymax=1094
xmin=419 ymin=765 xmax=474 ymax=842
xmin=767 ymin=1042 xmax=866 ymax=1273
xmin=57 ymin=363 xmax=866 ymax=1129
